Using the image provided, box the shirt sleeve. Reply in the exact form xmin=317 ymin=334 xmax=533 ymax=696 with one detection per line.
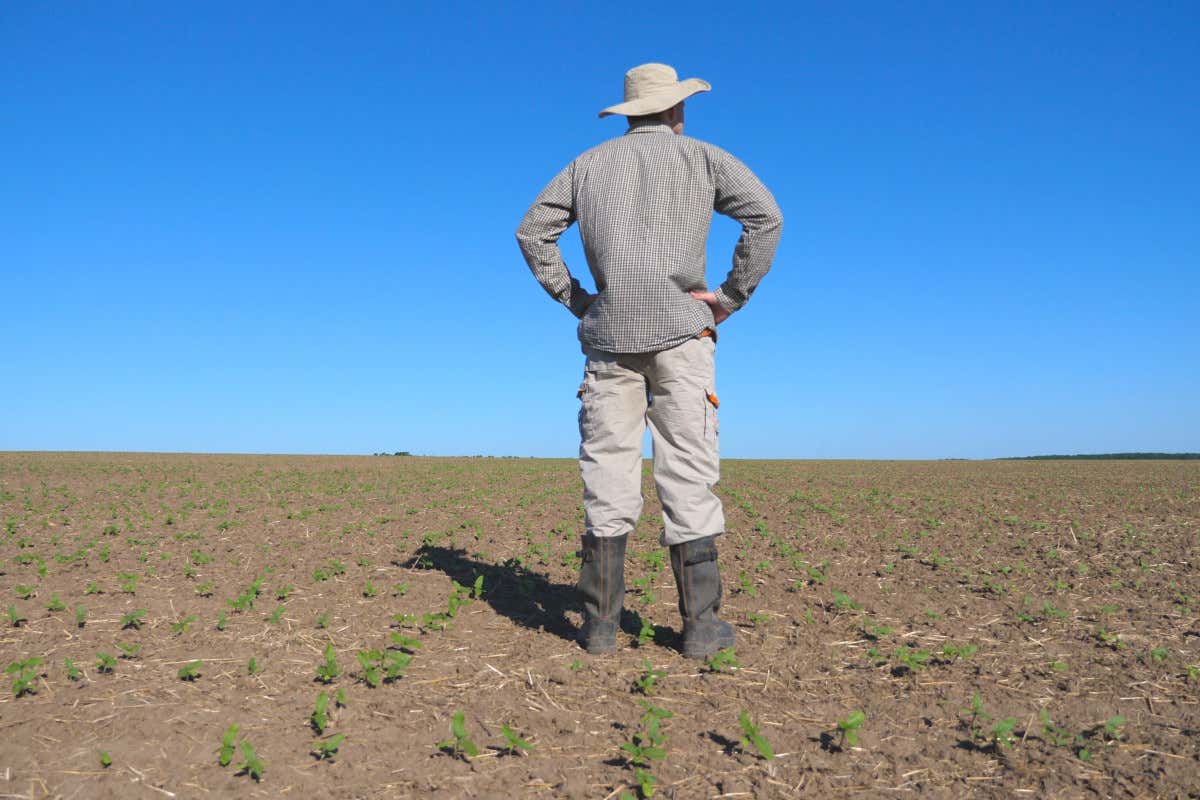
xmin=515 ymin=163 xmax=596 ymax=319
xmin=711 ymin=149 xmax=783 ymax=314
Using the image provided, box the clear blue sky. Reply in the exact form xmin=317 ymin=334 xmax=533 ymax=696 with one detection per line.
xmin=2 ymin=2 xmax=1197 ymax=458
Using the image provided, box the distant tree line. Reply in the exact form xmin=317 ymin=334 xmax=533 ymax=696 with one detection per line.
xmin=1002 ymin=453 xmax=1199 ymax=460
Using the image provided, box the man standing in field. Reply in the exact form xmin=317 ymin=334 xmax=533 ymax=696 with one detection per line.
xmin=516 ymin=63 xmax=782 ymax=658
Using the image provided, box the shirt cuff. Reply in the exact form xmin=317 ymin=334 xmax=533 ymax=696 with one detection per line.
xmin=713 ymin=286 xmax=740 ymax=314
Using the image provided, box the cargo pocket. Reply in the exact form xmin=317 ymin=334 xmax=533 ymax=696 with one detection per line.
xmin=577 ymin=374 xmax=594 ymax=439
xmin=703 ymin=389 xmax=719 ymax=444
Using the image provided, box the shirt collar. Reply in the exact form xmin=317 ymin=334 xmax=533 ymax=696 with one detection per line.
xmin=624 ymin=122 xmax=675 ymax=136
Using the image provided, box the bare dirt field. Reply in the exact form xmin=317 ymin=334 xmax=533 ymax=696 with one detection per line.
xmin=0 ymin=453 xmax=1196 ymax=798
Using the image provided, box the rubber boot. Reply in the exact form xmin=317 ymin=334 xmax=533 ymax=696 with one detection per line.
xmin=577 ymin=533 xmax=627 ymax=654
xmin=670 ymin=535 xmax=736 ymax=659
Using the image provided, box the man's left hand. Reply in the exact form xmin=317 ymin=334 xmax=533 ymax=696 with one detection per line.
xmin=690 ymin=290 xmax=731 ymax=325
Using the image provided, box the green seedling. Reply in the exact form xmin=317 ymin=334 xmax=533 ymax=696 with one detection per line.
xmin=567 ymin=659 xmax=584 ymax=672
xmin=75 ymin=605 xmax=87 ymax=628
xmin=895 ymin=646 xmax=930 ymax=673
xmin=8 ymin=606 xmax=26 ymax=627
xmin=357 ymin=649 xmax=383 ymax=688
xmin=85 ymin=581 xmax=101 ymax=595
xmin=45 ymin=593 xmax=66 ymax=612
xmin=96 ymin=652 xmax=117 ymax=673
xmin=739 ymin=710 xmax=775 ymax=760
xmin=1039 ymin=708 xmax=1074 ymax=747
xmin=942 ymin=643 xmax=979 ymax=661
xmin=64 ymin=657 xmax=82 ymax=681
xmin=118 ymin=572 xmax=138 ymax=593
xmin=120 ymin=609 xmax=146 ymax=629
xmin=392 ymin=581 xmax=410 ymax=596
xmin=500 ymin=724 xmax=533 ymax=756
xmin=1149 ymin=646 xmax=1169 ymax=663
xmin=836 ymin=710 xmax=866 ymax=748
xmin=335 ymin=687 xmax=346 ymax=707
xmin=392 ymin=612 xmax=417 ymax=627
xmin=421 ymin=611 xmax=452 ymax=631
xmin=1050 ymin=660 xmax=1069 ymax=672
xmin=621 ymin=700 xmax=672 ymax=796
xmin=312 ymin=733 xmax=345 ymax=761
xmin=275 ymin=585 xmax=293 ymax=600
xmin=178 ymin=660 xmax=202 ymax=681
xmin=315 ymin=612 xmax=331 ymax=629
xmin=311 ymin=692 xmax=331 ymax=733
xmin=15 ymin=585 xmax=35 ymax=600
xmin=636 ymin=617 xmax=655 ymax=647
xmin=196 ymin=582 xmax=215 ymax=597
xmin=832 ymin=590 xmax=862 ymax=611
xmin=438 ymin=710 xmax=479 ymax=760
xmin=247 ymin=657 xmax=263 ymax=675
xmin=216 ymin=611 xmax=227 ymax=630
xmin=7 ymin=657 xmax=43 ymax=697
xmin=707 ymin=647 xmax=739 ymax=673
xmin=632 ymin=658 xmax=666 ymax=695
xmin=217 ymin=723 xmax=240 ymax=766
xmin=315 ymin=644 xmax=340 ymax=683
xmin=991 ymin=717 xmax=1017 ymax=751
xmin=471 ymin=574 xmax=484 ymax=598
xmin=362 ymin=580 xmax=378 ymax=598
xmin=746 ymin=611 xmax=769 ymax=626
xmin=390 ymin=633 xmax=422 ymax=652
xmin=171 ymin=614 xmax=197 ymax=634
xmin=382 ymin=650 xmax=411 ymax=682
xmin=266 ymin=605 xmax=285 ymax=624
xmin=116 ymin=642 xmax=142 ymax=659
xmin=99 ymin=750 xmax=112 ymax=768
xmin=1101 ymin=715 xmax=1125 ymax=740
xmin=737 ymin=570 xmax=758 ymax=597
xmin=237 ymin=740 xmax=265 ymax=782
xmin=1187 ymin=664 xmax=1200 ymax=683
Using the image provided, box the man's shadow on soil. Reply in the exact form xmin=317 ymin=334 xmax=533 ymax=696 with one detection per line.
xmin=412 ymin=544 xmax=667 ymax=646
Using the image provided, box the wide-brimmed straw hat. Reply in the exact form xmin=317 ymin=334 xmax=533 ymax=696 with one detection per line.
xmin=598 ymin=63 xmax=711 ymax=119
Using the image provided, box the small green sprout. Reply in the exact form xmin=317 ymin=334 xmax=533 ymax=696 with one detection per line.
xmin=265 ymin=605 xmax=285 ymax=624
xmin=8 ymin=606 xmax=27 ymax=627
xmin=216 ymin=611 xmax=227 ymax=630
xmin=96 ymin=652 xmax=117 ymax=673
xmin=438 ymin=710 xmax=479 ymax=760
xmin=992 ymin=717 xmax=1017 ymax=751
xmin=120 ymin=609 xmax=146 ymax=629
xmin=171 ymin=614 xmax=198 ymax=634
xmin=15 ymin=585 xmax=35 ymax=600
xmin=390 ymin=633 xmax=422 ymax=652
xmin=74 ymin=605 xmax=87 ymax=628
xmin=312 ymin=733 xmax=345 ymax=761
xmin=64 ymin=657 xmax=82 ymax=681
xmin=739 ymin=710 xmax=775 ymax=760
xmin=632 ymin=658 xmax=666 ymax=695
xmin=45 ymin=593 xmax=66 ymax=612
xmin=217 ymin=723 xmax=240 ymax=766
xmin=707 ymin=647 xmax=739 ymax=673
xmin=500 ymin=724 xmax=533 ymax=756
xmin=99 ymin=750 xmax=112 ymax=768
xmin=836 ymin=710 xmax=866 ymax=747
xmin=315 ymin=644 xmax=339 ymax=683
xmin=237 ymin=740 xmax=265 ymax=782
xmin=636 ymin=617 xmax=655 ymax=647
xmin=311 ymin=692 xmax=331 ymax=733
xmin=247 ymin=657 xmax=263 ymax=675
xmin=178 ymin=660 xmax=203 ymax=681
xmin=116 ymin=642 xmax=142 ymax=659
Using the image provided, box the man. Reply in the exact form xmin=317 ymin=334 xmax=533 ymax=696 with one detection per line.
xmin=516 ymin=63 xmax=782 ymax=659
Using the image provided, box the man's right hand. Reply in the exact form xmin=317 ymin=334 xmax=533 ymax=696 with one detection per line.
xmin=690 ymin=290 xmax=731 ymax=325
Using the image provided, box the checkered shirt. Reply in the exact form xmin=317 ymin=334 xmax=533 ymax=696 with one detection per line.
xmin=516 ymin=123 xmax=783 ymax=354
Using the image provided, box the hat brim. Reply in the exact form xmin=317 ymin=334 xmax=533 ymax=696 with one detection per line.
xmin=598 ymin=77 xmax=711 ymax=118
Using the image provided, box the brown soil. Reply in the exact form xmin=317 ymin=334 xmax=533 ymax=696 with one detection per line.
xmin=0 ymin=453 xmax=1197 ymax=799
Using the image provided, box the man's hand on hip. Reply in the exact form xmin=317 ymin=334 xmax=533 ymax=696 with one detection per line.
xmin=690 ymin=291 xmax=731 ymax=325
